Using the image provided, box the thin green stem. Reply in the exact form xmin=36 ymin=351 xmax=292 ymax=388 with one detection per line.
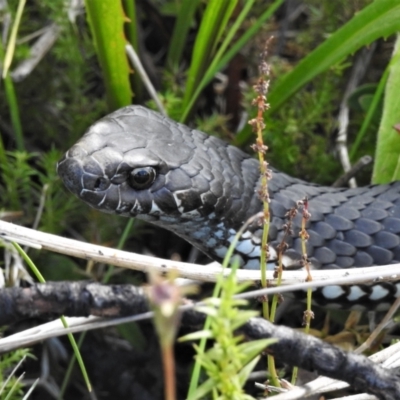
xmin=11 ymin=242 xmax=92 ymax=392
xmin=167 ymin=0 xmax=201 ymax=68
xmin=180 ymin=0 xmax=283 ymax=122
xmin=103 ymin=218 xmax=135 ymax=283
xmin=350 ymin=66 xmax=388 ymax=160
xmin=59 ymin=332 xmax=87 ymax=399
xmin=3 ymin=74 xmax=24 ymax=151
xmin=187 ymin=214 xmax=260 ymax=397
xmin=59 ymin=217 xmax=136 ymax=395
xmin=2 ymin=0 xmax=26 ymax=78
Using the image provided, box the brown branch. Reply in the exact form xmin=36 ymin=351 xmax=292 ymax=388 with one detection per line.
xmin=0 ymin=281 xmax=148 ymax=325
xmin=0 ymin=281 xmax=399 ymax=399
xmin=240 ymin=319 xmax=400 ymax=400
xmin=332 ymin=155 xmax=373 ymax=187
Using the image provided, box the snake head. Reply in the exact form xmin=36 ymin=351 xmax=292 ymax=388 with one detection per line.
xmin=57 ymin=106 xmax=222 ymax=221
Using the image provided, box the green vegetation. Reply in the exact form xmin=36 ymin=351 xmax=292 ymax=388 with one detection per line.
xmin=181 ymin=265 xmax=275 ymax=400
xmin=0 ymin=0 xmax=399 ymax=398
xmin=0 ymin=349 xmax=32 ymax=400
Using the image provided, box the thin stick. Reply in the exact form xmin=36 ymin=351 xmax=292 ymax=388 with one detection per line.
xmin=1 ymin=220 xmax=400 ymax=287
xmin=355 ymin=295 xmax=400 ymax=354
xmin=332 ymin=155 xmax=372 ymax=187
xmin=125 ymin=44 xmax=166 ymax=115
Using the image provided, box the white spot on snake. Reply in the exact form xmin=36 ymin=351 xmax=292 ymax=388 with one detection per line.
xmin=80 ymin=174 xmax=85 ymax=194
xmin=347 ymin=286 xmax=366 ymax=302
xmin=214 ymin=246 xmax=228 ymax=258
xmin=268 ymin=246 xmax=277 ymax=261
xmin=172 ymin=193 xmax=182 ymax=210
xmin=115 ymin=185 xmax=123 ymax=210
xmin=206 ymin=237 xmax=217 ymax=247
xmin=244 ymin=258 xmax=261 ymax=270
xmin=131 ymin=199 xmax=143 ymax=214
xmin=227 ymin=232 xmax=237 ymax=244
xmin=247 ymin=247 xmax=261 ymax=258
xmin=280 ymin=254 xmax=300 ymax=268
xmin=369 ymin=285 xmax=389 ymax=301
xmin=149 ymin=201 xmax=162 ymax=215
xmin=321 ymin=285 xmax=345 ymax=299
xmin=241 ymin=231 xmax=251 ymax=239
xmin=235 ymin=239 xmax=254 ymax=255
xmin=214 ymin=229 xmax=224 ymax=239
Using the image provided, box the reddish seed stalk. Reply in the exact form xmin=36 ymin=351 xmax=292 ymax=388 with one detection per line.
xmin=249 ymin=45 xmax=272 ymax=318
xmin=249 ymin=39 xmax=283 ymax=388
xmin=250 ymin=41 xmax=315 ymax=389
xmin=299 ymin=198 xmax=314 ymax=334
xmin=162 ymin=344 xmax=176 ymax=400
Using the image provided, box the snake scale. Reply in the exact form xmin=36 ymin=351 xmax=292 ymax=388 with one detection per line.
xmin=57 ymin=106 xmax=400 ymax=310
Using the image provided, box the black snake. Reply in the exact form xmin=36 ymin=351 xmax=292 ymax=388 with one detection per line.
xmin=57 ymin=106 xmax=400 ymax=310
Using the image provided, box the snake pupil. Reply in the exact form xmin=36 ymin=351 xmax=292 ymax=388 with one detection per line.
xmin=129 ymin=167 xmax=156 ymax=189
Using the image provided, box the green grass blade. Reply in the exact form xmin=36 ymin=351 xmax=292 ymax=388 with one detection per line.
xmin=59 ymin=332 xmax=87 ymax=398
xmin=211 ymin=0 xmax=284 ymax=76
xmin=212 ymin=0 xmax=257 ymax=65
xmin=167 ymin=0 xmax=201 ymax=68
xmin=60 ymin=316 xmax=92 ymax=392
xmin=2 ymin=0 xmax=26 ymax=78
xmin=180 ymin=0 xmax=284 ymax=122
xmin=3 ymin=74 xmax=24 ymax=151
xmin=181 ymin=0 xmax=238 ymax=114
xmin=3 ymin=372 xmax=24 ymax=400
xmin=123 ymin=0 xmax=139 ymax=52
xmin=1 ymin=0 xmax=26 ymax=151
xmin=350 ymin=66 xmax=389 ymax=161
xmin=12 ymin=242 xmax=92 ymax=392
xmin=372 ymin=35 xmax=400 ymax=184
xmin=267 ymin=0 xmax=400 ymax=114
xmin=84 ymin=0 xmax=132 ymax=110
xmin=22 ymin=377 xmax=39 ymax=399
xmin=211 ymin=0 xmax=239 ymax=55
xmin=12 ymin=242 xmax=46 ymax=284
xmin=123 ymin=0 xmax=143 ymax=100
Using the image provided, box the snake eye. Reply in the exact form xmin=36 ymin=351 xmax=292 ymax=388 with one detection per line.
xmin=129 ymin=167 xmax=156 ymax=190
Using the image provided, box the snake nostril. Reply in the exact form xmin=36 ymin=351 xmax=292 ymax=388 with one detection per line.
xmin=93 ymin=177 xmax=110 ymax=191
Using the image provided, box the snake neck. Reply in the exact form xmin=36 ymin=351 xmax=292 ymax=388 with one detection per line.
xmin=135 ymin=142 xmax=265 ymax=266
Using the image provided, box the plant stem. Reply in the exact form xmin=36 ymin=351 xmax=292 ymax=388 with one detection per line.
xmin=162 ymin=344 xmax=176 ymax=400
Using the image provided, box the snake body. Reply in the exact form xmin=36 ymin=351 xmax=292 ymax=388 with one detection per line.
xmin=57 ymin=106 xmax=400 ymax=310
